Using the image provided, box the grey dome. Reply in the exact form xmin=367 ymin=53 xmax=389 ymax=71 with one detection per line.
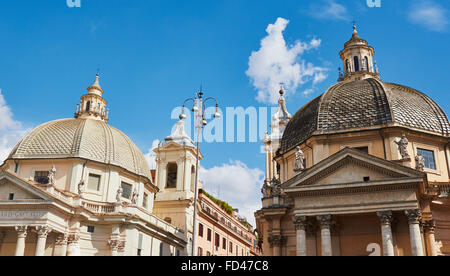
xmin=281 ymin=78 xmax=450 ymax=153
xmin=9 ymin=118 xmax=151 ymax=180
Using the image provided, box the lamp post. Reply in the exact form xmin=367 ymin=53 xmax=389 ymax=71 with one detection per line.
xmin=179 ymin=88 xmax=220 ymax=256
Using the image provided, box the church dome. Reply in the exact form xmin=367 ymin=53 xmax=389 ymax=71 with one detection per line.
xmin=280 ymin=77 xmax=450 ymax=153
xmin=8 ymin=118 xmax=151 ymax=180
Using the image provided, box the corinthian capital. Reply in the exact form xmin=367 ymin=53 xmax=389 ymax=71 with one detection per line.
xmin=317 ymin=215 xmax=332 ymax=229
xmin=377 ymin=211 xmax=393 ymax=225
xmin=36 ymin=226 xmax=52 ymax=238
xmin=293 ymin=215 xmax=307 ymax=231
xmin=15 ymin=226 xmax=28 ymax=238
xmin=405 ymin=209 xmax=421 ymax=224
xmin=422 ymin=220 xmax=436 ymax=234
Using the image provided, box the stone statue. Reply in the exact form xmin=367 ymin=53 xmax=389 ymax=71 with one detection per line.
xmin=395 ymin=134 xmax=410 ymax=159
xmin=415 ymin=153 xmax=425 ymax=171
xmin=116 ymin=186 xmax=123 ymax=204
xmin=48 ymin=165 xmax=56 ymax=186
xmin=78 ymin=180 xmax=85 ymax=195
xmin=294 ymin=146 xmax=305 ymax=172
xmin=271 ymin=178 xmax=282 ymax=197
xmin=131 ymin=189 xmax=139 ymax=205
xmin=261 ymin=180 xmax=270 ymax=198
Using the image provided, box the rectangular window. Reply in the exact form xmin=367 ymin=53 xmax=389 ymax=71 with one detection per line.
xmin=215 ymin=233 xmax=220 ymax=248
xmin=355 ymin=146 xmax=369 ymax=154
xmin=207 ymin=228 xmax=212 ymax=242
xmin=199 ymin=223 xmax=204 ymax=237
xmin=222 ymin=238 xmax=226 ymax=250
xmin=143 ymin=193 xmax=149 ymax=209
xmin=198 ymin=247 xmax=203 ymax=256
xmin=207 ymin=251 xmax=211 ymax=256
xmin=34 ymin=171 xmax=49 ymax=184
xmin=166 ymin=163 xmax=178 ymax=188
xmin=87 ymin=226 xmax=95 ymax=233
xmin=229 ymin=241 xmax=233 ymax=253
xmin=417 ymin=148 xmax=436 ymax=170
xmin=121 ymin=182 xmax=133 ymax=199
xmin=87 ymin=174 xmax=101 ymax=191
xmin=8 ymin=193 xmax=14 ymax=200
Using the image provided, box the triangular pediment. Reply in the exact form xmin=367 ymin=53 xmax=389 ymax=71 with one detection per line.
xmin=0 ymin=170 xmax=53 ymax=201
xmin=283 ymin=148 xmax=425 ymax=189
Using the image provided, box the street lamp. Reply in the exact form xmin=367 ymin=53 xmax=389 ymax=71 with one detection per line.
xmin=179 ymin=88 xmax=220 ymax=256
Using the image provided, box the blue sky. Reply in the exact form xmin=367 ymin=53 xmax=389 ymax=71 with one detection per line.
xmin=0 ymin=0 xmax=449 ymax=223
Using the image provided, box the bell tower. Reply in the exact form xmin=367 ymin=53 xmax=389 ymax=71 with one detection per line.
xmin=152 ymin=119 xmax=202 ymax=256
xmin=339 ymin=25 xmax=380 ymax=82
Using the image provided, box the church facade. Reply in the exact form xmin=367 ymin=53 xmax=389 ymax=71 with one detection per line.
xmin=0 ymin=75 xmax=194 ymax=256
xmin=255 ymin=26 xmax=450 ymax=256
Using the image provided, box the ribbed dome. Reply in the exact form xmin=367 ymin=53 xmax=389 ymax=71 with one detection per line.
xmin=8 ymin=118 xmax=151 ymax=180
xmin=280 ymin=78 xmax=450 ymax=153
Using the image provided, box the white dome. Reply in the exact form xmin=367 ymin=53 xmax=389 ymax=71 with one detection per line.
xmin=8 ymin=118 xmax=151 ymax=180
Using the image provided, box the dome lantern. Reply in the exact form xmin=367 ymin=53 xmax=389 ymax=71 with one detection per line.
xmin=339 ymin=25 xmax=379 ymax=82
xmin=74 ymin=73 xmax=109 ymax=123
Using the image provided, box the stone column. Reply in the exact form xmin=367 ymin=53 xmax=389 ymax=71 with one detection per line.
xmin=108 ymin=239 xmax=121 ymax=256
xmin=268 ymin=235 xmax=284 ymax=256
xmin=423 ymin=220 xmax=438 ymax=256
xmin=67 ymin=234 xmax=81 ymax=256
xmin=14 ymin=226 xmax=28 ymax=256
xmin=0 ymin=230 xmax=6 ymax=253
xmin=293 ymin=215 xmax=307 ymax=256
xmin=35 ymin=226 xmax=52 ymax=256
xmin=377 ymin=211 xmax=395 ymax=256
xmin=317 ymin=215 xmax=332 ymax=256
xmin=405 ymin=209 xmax=424 ymax=256
xmin=54 ymin=233 xmax=68 ymax=256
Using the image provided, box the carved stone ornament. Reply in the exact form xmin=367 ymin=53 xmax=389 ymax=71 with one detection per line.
xmin=116 ymin=186 xmax=123 ymax=204
xmin=78 ymin=180 xmax=85 ymax=195
xmin=131 ymin=189 xmax=139 ymax=205
xmin=415 ymin=153 xmax=425 ymax=171
xmin=55 ymin=233 xmax=69 ymax=246
xmin=36 ymin=225 xmax=52 ymax=238
xmin=108 ymin=239 xmax=121 ymax=251
xmin=68 ymin=233 xmax=80 ymax=244
xmin=422 ymin=220 xmax=436 ymax=234
xmin=294 ymin=147 xmax=305 ymax=172
xmin=271 ymin=178 xmax=282 ymax=197
xmin=48 ymin=165 xmax=56 ymax=186
xmin=261 ymin=179 xmax=271 ymax=198
xmin=317 ymin=215 xmax=333 ymax=229
xmin=268 ymin=235 xmax=286 ymax=248
xmin=377 ymin=211 xmax=393 ymax=225
xmin=405 ymin=209 xmax=421 ymax=224
xmin=15 ymin=226 xmax=28 ymax=238
xmin=293 ymin=215 xmax=307 ymax=231
xmin=395 ymin=134 xmax=410 ymax=160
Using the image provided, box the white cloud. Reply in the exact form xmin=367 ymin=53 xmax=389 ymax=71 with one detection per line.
xmin=199 ymin=160 xmax=264 ymax=227
xmin=408 ymin=1 xmax=448 ymax=32
xmin=144 ymin=139 xmax=161 ymax=170
xmin=0 ymin=90 xmax=29 ymax=163
xmin=308 ymin=0 xmax=350 ymax=21
xmin=246 ymin=17 xmax=327 ymax=104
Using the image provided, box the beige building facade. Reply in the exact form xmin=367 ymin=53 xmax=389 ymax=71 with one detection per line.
xmin=0 ymin=75 xmax=187 ymax=256
xmin=255 ymin=26 xmax=450 ymax=256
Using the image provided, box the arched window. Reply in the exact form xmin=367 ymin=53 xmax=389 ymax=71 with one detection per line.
xmin=365 ymin=56 xmax=369 ymax=72
xmin=345 ymin=59 xmax=350 ymax=73
xmin=86 ymin=101 xmax=91 ymax=112
xmin=354 ymin=56 xmax=360 ymax=72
